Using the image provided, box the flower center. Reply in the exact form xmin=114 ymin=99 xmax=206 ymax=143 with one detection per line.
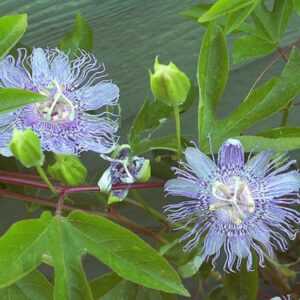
xmin=36 ymin=80 xmax=75 ymax=122
xmin=209 ymin=177 xmax=255 ymax=225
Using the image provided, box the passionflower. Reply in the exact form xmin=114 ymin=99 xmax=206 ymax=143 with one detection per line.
xmin=0 ymin=48 xmax=119 ymax=156
xmin=164 ymin=139 xmax=300 ymax=271
xmin=98 ymin=144 xmax=151 ymax=203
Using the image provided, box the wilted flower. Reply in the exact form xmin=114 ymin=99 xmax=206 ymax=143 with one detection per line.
xmin=98 ymin=144 xmax=151 ymax=203
xmin=0 ymin=48 xmax=119 ymax=156
xmin=164 ymin=139 xmax=300 ymax=271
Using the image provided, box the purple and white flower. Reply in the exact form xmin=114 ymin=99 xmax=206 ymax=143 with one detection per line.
xmin=164 ymin=139 xmax=300 ymax=271
xmin=98 ymin=144 xmax=151 ymax=203
xmin=0 ymin=48 xmax=119 ymax=156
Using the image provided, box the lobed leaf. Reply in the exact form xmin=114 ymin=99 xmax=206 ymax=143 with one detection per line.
xmin=0 ymin=211 xmax=189 ymax=299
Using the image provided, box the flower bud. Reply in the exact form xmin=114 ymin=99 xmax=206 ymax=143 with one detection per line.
xmin=9 ymin=128 xmax=44 ymax=168
xmin=48 ymin=155 xmax=87 ymax=186
xmin=136 ymin=159 xmax=151 ymax=182
xmin=150 ymin=56 xmax=191 ymax=106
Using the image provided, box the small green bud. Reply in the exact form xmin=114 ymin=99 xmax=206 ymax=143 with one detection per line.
xmin=48 ymin=155 xmax=87 ymax=186
xmin=150 ymin=56 xmax=191 ymax=106
xmin=136 ymin=159 xmax=151 ymax=182
xmin=9 ymin=128 xmax=44 ymax=168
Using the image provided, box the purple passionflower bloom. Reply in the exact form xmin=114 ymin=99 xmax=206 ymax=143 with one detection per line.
xmin=164 ymin=139 xmax=300 ymax=271
xmin=0 ymin=48 xmax=119 ymax=156
xmin=98 ymin=144 xmax=151 ymax=203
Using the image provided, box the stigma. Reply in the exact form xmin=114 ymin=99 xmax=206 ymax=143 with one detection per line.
xmin=209 ymin=177 xmax=255 ymax=225
xmin=37 ymin=80 xmax=75 ymax=122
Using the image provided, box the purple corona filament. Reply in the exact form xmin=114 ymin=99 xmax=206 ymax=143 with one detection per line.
xmin=164 ymin=139 xmax=300 ymax=272
xmin=0 ymin=48 xmax=119 ymax=156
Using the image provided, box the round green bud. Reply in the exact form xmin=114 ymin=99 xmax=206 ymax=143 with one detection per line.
xmin=48 ymin=155 xmax=87 ymax=186
xmin=136 ymin=159 xmax=151 ymax=182
xmin=150 ymin=56 xmax=191 ymax=106
xmin=9 ymin=128 xmax=44 ymax=168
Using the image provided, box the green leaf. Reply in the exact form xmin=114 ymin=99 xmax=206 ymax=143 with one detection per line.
xmin=0 ymin=270 xmax=53 ymax=300
xmin=132 ymin=135 xmax=186 ymax=156
xmin=178 ymin=254 xmax=203 ymax=279
xmin=224 ymin=2 xmax=258 ymax=34
xmin=198 ymin=0 xmax=256 ymax=23
xmin=90 ymin=274 xmax=178 ymax=300
xmin=0 ymin=88 xmax=47 ymax=115
xmin=59 ymin=13 xmax=93 ymax=55
xmin=233 ymin=36 xmax=277 ymax=63
xmin=0 ymin=14 xmax=27 ymax=59
xmin=257 ymin=126 xmax=300 ymax=138
xmin=181 ymin=4 xmax=212 ymax=22
xmin=129 ymin=99 xmax=173 ymax=143
xmin=204 ymin=47 xmax=300 ymax=152
xmin=0 ymin=211 xmax=189 ymax=299
xmin=223 ymin=256 xmax=258 ymax=300
xmin=90 ymin=273 xmax=123 ymax=299
xmin=235 ymin=135 xmax=300 ymax=152
xmin=197 ymin=23 xmax=228 ymax=147
xmin=293 ymin=0 xmax=300 ymax=15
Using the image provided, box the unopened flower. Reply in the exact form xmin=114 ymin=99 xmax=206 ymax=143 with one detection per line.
xmin=98 ymin=144 xmax=151 ymax=203
xmin=164 ymin=139 xmax=300 ymax=272
xmin=0 ymin=48 xmax=119 ymax=156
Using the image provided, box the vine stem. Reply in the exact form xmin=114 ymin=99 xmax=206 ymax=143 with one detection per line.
xmin=36 ymin=165 xmax=58 ymax=194
xmin=173 ymin=105 xmax=182 ymax=160
xmin=0 ymin=188 xmax=165 ymax=243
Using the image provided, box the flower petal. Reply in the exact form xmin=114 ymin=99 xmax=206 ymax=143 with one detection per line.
xmin=218 ymin=139 xmax=245 ymax=170
xmin=184 ymin=147 xmax=217 ymax=181
xmin=70 ymin=82 xmax=119 ymax=110
xmin=50 ymin=51 xmax=71 ymax=85
xmin=31 ymin=48 xmax=51 ymax=87
xmin=165 ymin=178 xmax=202 ymax=199
xmin=245 ymin=150 xmax=272 ymax=178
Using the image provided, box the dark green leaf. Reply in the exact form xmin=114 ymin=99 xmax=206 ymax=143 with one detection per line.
xmin=59 ymin=13 xmax=93 ymax=55
xmin=0 ymin=211 xmax=189 ymax=298
xmin=181 ymin=4 xmax=212 ymax=22
xmin=198 ymin=0 xmax=256 ymax=23
xmin=178 ymin=254 xmax=203 ymax=278
xmin=204 ymin=47 xmax=300 ymax=152
xmin=132 ymin=135 xmax=186 ymax=156
xmin=224 ymin=2 xmax=258 ymax=34
xmin=197 ymin=23 xmax=228 ymax=147
xmin=0 ymin=270 xmax=53 ymax=300
xmin=90 ymin=273 xmax=123 ymax=299
xmin=223 ymin=256 xmax=258 ymax=300
xmin=235 ymin=135 xmax=300 ymax=152
xmin=233 ymin=36 xmax=276 ymax=63
xmin=257 ymin=126 xmax=300 ymax=138
xmin=0 ymin=14 xmax=27 ymax=59
xmin=0 ymin=88 xmax=47 ymax=115
xmin=293 ymin=0 xmax=300 ymax=15
xmin=129 ymin=99 xmax=173 ymax=143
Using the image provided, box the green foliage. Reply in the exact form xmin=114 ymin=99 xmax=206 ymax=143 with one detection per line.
xmin=0 ymin=14 xmax=27 ymax=59
xmin=59 ymin=12 xmax=93 ymax=56
xmin=197 ymin=22 xmax=228 ymax=147
xmin=0 ymin=270 xmax=53 ymax=300
xmin=90 ymin=273 xmax=178 ymax=300
xmin=223 ymin=257 xmax=258 ymax=300
xmin=0 ymin=88 xmax=47 ymax=115
xmin=197 ymin=0 xmax=258 ymax=23
xmin=0 ymin=211 xmax=189 ymax=299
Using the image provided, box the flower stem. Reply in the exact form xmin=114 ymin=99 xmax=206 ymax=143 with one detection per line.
xmin=36 ymin=165 xmax=58 ymax=194
xmin=173 ymin=105 xmax=181 ymax=159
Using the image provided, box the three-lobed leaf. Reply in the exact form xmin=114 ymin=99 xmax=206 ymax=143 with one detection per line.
xmin=0 ymin=211 xmax=189 ymax=299
xmin=0 ymin=88 xmax=47 ymax=115
xmin=0 ymin=14 xmax=27 ymax=60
